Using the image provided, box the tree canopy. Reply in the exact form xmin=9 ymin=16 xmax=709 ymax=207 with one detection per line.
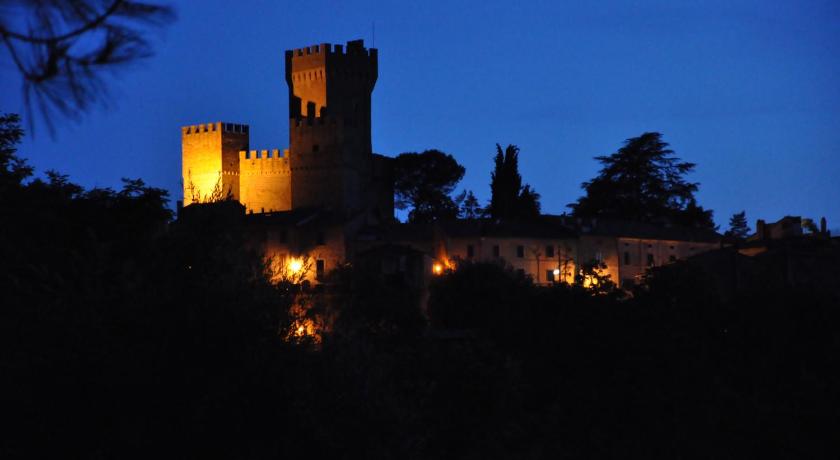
xmin=727 ymin=211 xmax=750 ymax=239
xmin=569 ymin=132 xmax=715 ymax=229
xmin=393 ymin=149 xmax=465 ymax=223
xmin=3 ymin=113 xmax=837 ymax=458
xmin=488 ymin=144 xmax=540 ymax=221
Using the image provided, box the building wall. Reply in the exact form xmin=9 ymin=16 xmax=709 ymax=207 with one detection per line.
xmin=435 ymin=233 xmax=719 ymax=288
xmin=181 ymin=122 xmax=248 ymax=205
xmin=259 ymin=221 xmax=348 ymax=285
xmin=288 ymin=119 xmax=367 ymax=212
xmin=614 ymin=238 xmax=719 ymax=287
xmin=238 ymin=149 xmax=292 ymax=214
xmin=440 ymin=236 xmax=580 ymax=284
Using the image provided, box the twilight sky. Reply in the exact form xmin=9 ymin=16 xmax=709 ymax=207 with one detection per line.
xmin=2 ymin=0 xmax=839 ymax=230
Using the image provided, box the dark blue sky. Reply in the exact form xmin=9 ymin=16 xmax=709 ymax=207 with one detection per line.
xmin=2 ymin=0 xmax=839 ymax=230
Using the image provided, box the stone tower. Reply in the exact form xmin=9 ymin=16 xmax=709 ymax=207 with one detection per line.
xmin=181 ymin=122 xmax=249 ymax=206
xmin=285 ymin=39 xmax=378 ymax=214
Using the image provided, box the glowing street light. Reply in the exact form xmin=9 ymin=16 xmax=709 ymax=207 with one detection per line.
xmin=288 ymin=258 xmax=303 ymax=274
xmin=432 ymin=262 xmax=444 ymax=275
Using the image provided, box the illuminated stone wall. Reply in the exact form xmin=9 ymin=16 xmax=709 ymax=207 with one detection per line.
xmin=238 ymin=149 xmax=292 ymax=214
xmin=181 ymin=122 xmax=248 ymax=205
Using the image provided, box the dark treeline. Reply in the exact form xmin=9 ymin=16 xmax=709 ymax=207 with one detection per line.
xmin=2 ymin=114 xmax=838 ymax=458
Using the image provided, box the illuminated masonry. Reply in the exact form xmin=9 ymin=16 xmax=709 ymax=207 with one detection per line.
xmin=181 ymin=39 xmax=393 ymax=220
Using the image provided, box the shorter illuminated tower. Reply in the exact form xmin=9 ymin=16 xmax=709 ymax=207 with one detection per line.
xmin=181 ymin=122 xmax=249 ymax=205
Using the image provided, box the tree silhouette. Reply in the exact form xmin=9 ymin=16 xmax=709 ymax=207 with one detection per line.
xmin=0 ymin=113 xmax=31 ymax=188
xmin=0 ymin=1 xmax=175 ymax=132
xmin=570 ymin=132 xmax=715 ymax=228
xmin=393 ymin=149 xmax=465 ymax=223
xmin=727 ymin=210 xmax=750 ymax=239
xmin=459 ymin=190 xmax=483 ymax=219
xmin=488 ymin=144 xmax=540 ymax=221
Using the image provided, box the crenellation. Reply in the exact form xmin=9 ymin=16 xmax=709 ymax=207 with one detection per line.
xmin=182 ymin=122 xmax=250 ymax=136
xmin=240 ymin=149 xmax=288 ymax=162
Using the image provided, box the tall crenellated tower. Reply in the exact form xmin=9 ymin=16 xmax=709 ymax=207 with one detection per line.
xmin=181 ymin=122 xmax=249 ymax=206
xmin=285 ymin=39 xmax=379 ymax=214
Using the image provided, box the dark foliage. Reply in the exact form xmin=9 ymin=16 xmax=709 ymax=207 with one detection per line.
xmin=2 ymin=116 xmax=836 ymax=458
xmin=488 ymin=144 xmax=540 ymax=221
xmin=393 ymin=149 xmax=465 ymax=223
xmin=0 ymin=1 xmax=175 ymax=133
xmin=570 ymin=132 xmax=715 ymax=229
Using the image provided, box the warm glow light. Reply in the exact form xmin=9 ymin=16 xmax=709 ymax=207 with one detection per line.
xmin=288 ymin=258 xmax=303 ymax=274
xmin=432 ymin=263 xmax=443 ymax=275
xmin=553 ymin=268 xmax=561 ymax=276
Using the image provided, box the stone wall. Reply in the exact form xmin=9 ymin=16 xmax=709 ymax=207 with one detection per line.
xmin=239 ymin=149 xmax=292 ymax=214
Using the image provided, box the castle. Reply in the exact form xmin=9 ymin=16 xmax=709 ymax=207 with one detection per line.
xmin=182 ymin=39 xmax=393 ymax=222
xmin=180 ymin=39 xmax=726 ymax=288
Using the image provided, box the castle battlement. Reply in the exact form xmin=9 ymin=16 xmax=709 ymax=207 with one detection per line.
xmin=289 ymin=41 xmax=377 ymax=58
xmin=182 ymin=122 xmax=249 ymax=135
xmin=239 ymin=149 xmax=289 ymax=161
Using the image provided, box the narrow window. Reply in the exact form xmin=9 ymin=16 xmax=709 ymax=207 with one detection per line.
xmin=492 ymin=245 xmax=500 ymax=258
xmin=546 ymin=270 xmax=555 ymax=282
xmin=545 ymin=245 xmax=554 ymax=258
xmin=624 ymin=251 xmax=631 ymax=265
xmin=646 ymin=254 xmax=655 ymax=266
xmin=466 ymin=244 xmax=474 ymax=258
xmin=516 ymin=245 xmax=524 ymax=258
xmin=316 ymin=259 xmax=325 ymax=280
